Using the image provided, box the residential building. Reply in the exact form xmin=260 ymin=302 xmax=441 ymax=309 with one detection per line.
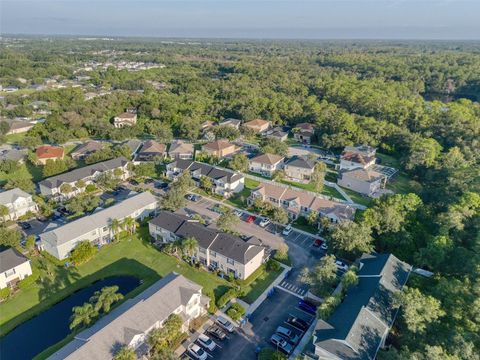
xmin=284 ymin=156 xmax=316 ymax=181
xmin=149 ymin=211 xmax=265 ymax=280
xmin=36 ymin=145 xmax=64 ymax=165
xmin=48 ymin=273 xmax=209 ymax=360
xmin=202 ymin=140 xmax=237 ymax=158
xmin=337 ymin=168 xmax=386 ymax=197
xmin=201 ymin=120 xmax=215 ymax=132
xmin=266 ymin=128 xmax=288 ymax=142
xmin=123 ymin=139 xmax=142 ymax=157
xmin=293 ymin=123 xmax=315 ymax=144
xmin=219 ymin=118 xmax=241 ymax=129
xmin=249 ymin=153 xmax=285 ymax=177
xmin=0 ymin=148 xmax=27 ymax=163
xmin=2 ymin=119 xmax=35 ymax=135
xmin=40 ymin=192 xmax=157 ymax=260
xmin=168 ymin=140 xmax=194 ymax=160
xmin=136 ymin=140 xmax=166 ymax=161
xmin=340 ymin=145 xmax=377 ymax=171
xmin=0 ymin=248 xmax=33 ymax=289
xmin=243 ymin=119 xmax=271 ymax=133
xmin=248 ymin=182 xmax=355 ymax=223
xmin=113 ymin=112 xmax=137 ymax=128
xmin=70 ymin=141 xmax=104 ymax=160
xmin=308 ymin=253 xmax=411 ymax=360
xmin=166 ymin=160 xmax=244 ymax=198
xmin=39 ymin=157 xmax=130 ymax=199
xmin=0 ymin=188 xmax=38 ymax=221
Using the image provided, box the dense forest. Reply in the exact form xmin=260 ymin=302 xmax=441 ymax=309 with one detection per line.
xmin=1 ymin=38 xmax=479 ymax=359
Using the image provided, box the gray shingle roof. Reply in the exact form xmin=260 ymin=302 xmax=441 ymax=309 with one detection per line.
xmin=0 ymin=148 xmax=26 ymax=162
xmin=150 ymin=211 xmax=263 ymax=264
xmin=39 ymin=157 xmax=129 ymax=189
xmin=285 ymin=156 xmax=315 ymax=170
xmin=48 ymin=273 xmax=202 ymax=360
xmin=40 ymin=192 xmax=157 ymax=246
xmin=171 ymin=160 xmax=244 ymax=184
xmin=0 ymin=248 xmax=29 ymax=273
xmin=0 ymin=188 xmax=32 ymax=206
xmin=313 ymin=253 xmax=411 ymax=360
xmin=70 ymin=141 xmax=103 ymax=157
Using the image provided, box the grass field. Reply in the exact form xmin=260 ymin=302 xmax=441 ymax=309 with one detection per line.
xmin=0 ymin=226 xmax=231 ymax=337
xmin=281 ymin=179 xmax=345 ymax=201
xmin=225 ymin=178 xmax=260 ymax=208
xmin=377 ymin=153 xmax=415 ymax=194
xmin=240 ymin=265 xmax=283 ymax=304
xmin=341 ymin=188 xmax=373 ymax=207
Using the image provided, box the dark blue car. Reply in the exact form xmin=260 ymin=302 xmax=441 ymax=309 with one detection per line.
xmin=298 ymin=299 xmax=317 ymax=315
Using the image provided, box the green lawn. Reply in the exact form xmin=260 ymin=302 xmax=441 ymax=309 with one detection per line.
xmin=292 ymin=216 xmax=317 ymax=234
xmin=281 ymin=179 xmax=345 ymax=201
xmin=0 ymin=226 xmax=231 ymax=337
xmin=377 ymin=153 xmax=415 ymax=194
xmin=341 ymin=187 xmax=373 ymax=207
xmin=5 ymin=132 xmax=28 ymax=144
xmin=240 ymin=265 xmax=283 ymax=304
xmin=225 ymin=178 xmax=259 ymax=208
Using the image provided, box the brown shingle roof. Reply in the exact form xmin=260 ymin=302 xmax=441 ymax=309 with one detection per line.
xmin=341 ymin=151 xmax=375 ymax=165
xmin=203 ymin=140 xmax=234 ymax=151
xmin=140 ymin=140 xmax=166 ymax=154
xmin=36 ymin=145 xmax=64 ymax=159
xmin=250 ymin=153 xmax=284 ymax=165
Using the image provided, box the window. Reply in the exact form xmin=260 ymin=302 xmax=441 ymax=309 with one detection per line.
xmin=227 ymin=258 xmax=234 ymax=265
xmin=199 ymin=248 xmax=206 ymax=254
xmin=210 ymin=251 xmax=216 ymax=257
xmin=5 ymin=269 xmax=16 ymax=278
xmin=91 ymin=230 xmax=97 ymax=235
xmin=102 ymin=226 xmax=108 ymax=232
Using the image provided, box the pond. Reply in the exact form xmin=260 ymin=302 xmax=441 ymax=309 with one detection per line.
xmin=0 ymin=275 xmax=141 ymax=360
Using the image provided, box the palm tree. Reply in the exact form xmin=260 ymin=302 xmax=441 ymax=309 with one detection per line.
xmin=69 ymin=303 xmax=97 ymax=330
xmin=110 ymin=218 xmax=121 ymax=242
xmin=122 ymin=216 xmax=136 ymax=236
xmin=90 ymin=285 xmax=124 ymax=314
xmin=181 ymin=237 xmax=198 ymax=258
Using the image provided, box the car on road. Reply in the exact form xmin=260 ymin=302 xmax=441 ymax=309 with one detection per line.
xmin=298 ymin=299 xmax=317 ymax=315
xmin=234 ymin=209 xmax=243 ymax=217
xmin=276 ymin=326 xmax=300 ymax=344
xmin=207 ymin=325 xmax=227 ymax=340
xmin=186 ymin=194 xmax=202 ymax=202
xmin=286 ymin=315 xmax=310 ymax=332
xmin=259 ymin=217 xmax=271 ymax=227
xmin=246 ymin=215 xmax=256 ymax=223
xmin=187 ymin=344 xmax=208 ymax=360
xmin=216 ymin=315 xmax=235 ymax=333
xmin=335 ymin=260 xmax=348 ymax=271
xmin=270 ymin=334 xmax=293 ymax=355
xmin=197 ymin=334 xmax=216 ymax=351
xmin=282 ymin=224 xmax=293 ymax=235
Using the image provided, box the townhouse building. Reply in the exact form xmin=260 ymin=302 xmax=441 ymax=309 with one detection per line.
xmin=0 ymin=248 xmax=33 ymax=289
xmin=149 ymin=211 xmax=265 ymax=280
xmin=284 ymin=156 xmax=316 ymax=181
xmin=0 ymin=188 xmax=38 ymax=221
xmin=248 ymin=153 xmax=285 ymax=177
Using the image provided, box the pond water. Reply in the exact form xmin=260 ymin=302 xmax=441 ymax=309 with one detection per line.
xmin=0 ymin=275 xmax=140 ymax=360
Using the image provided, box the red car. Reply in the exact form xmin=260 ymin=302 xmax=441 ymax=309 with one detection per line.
xmin=313 ymin=239 xmax=323 ymax=247
xmin=246 ymin=215 xmax=256 ymax=223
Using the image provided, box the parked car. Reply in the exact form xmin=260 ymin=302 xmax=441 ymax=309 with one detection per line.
xmin=216 ymin=316 xmax=235 ymax=333
xmin=207 ymin=325 xmax=227 ymax=340
xmin=320 ymin=242 xmax=328 ymax=251
xmin=313 ymin=239 xmax=323 ymax=247
xmin=188 ymin=344 xmax=208 ymax=360
xmin=144 ymin=178 xmax=154 ymax=184
xmin=197 ymin=334 xmax=216 ymax=351
xmin=335 ymin=260 xmax=348 ymax=271
xmin=186 ymin=194 xmax=202 ymax=202
xmin=154 ymin=182 xmax=169 ymax=189
xmin=298 ymin=299 xmax=317 ymax=315
xmin=234 ymin=209 xmax=243 ymax=217
xmin=259 ymin=217 xmax=270 ymax=227
xmin=275 ymin=326 xmax=300 ymax=344
xmin=270 ymin=334 xmax=293 ymax=355
xmin=286 ymin=315 xmax=310 ymax=332
xmin=282 ymin=224 xmax=293 ymax=235
xmin=211 ymin=204 xmax=225 ymax=214
xmin=129 ymin=179 xmax=139 ymax=186
xmin=19 ymin=222 xmax=32 ymax=230
xmin=246 ymin=215 xmax=256 ymax=223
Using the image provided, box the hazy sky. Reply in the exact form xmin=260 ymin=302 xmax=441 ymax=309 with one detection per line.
xmin=1 ymin=0 xmax=478 ymax=39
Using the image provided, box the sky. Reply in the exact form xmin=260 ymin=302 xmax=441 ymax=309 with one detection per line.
xmin=1 ymin=0 xmax=479 ymax=40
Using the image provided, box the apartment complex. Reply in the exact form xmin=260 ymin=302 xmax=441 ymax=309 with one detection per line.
xmin=38 ymin=157 xmax=130 ymax=199
xmin=0 ymin=188 xmax=38 ymax=221
xmin=48 ymin=273 xmax=209 ymax=360
xmin=338 ymin=168 xmax=386 ymax=197
xmin=284 ymin=156 xmax=316 ymax=181
xmin=166 ymin=160 xmax=245 ymax=198
xmin=248 ymin=153 xmax=285 ymax=177
xmin=248 ymin=182 xmax=355 ymax=223
xmin=40 ymin=192 xmax=157 ymax=259
xmin=308 ymin=253 xmax=411 ymax=360
xmin=0 ymin=248 xmax=33 ymax=289
xmin=149 ymin=211 xmax=265 ymax=280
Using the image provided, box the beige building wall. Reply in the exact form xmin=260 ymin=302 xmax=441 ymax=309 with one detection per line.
xmin=0 ymin=260 xmax=33 ymax=289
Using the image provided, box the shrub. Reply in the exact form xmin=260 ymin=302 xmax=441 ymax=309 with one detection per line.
xmin=258 ymin=348 xmax=287 ymax=360
xmin=226 ymin=303 xmax=246 ymax=321
xmin=216 ymin=288 xmax=238 ymax=308
xmin=18 ymin=269 xmax=40 ymax=289
xmin=203 ymin=289 xmax=217 ymax=314
xmin=266 ymin=259 xmax=281 ymax=272
xmin=0 ymin=287 xmax=11 ymax=301
xmin=85 ymin=184 xmax=97 ymax=193
xmin=70 ymin=241 xmax=97 ymax=265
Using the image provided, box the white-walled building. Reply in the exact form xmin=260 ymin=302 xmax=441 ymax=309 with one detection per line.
xmin=0 ymin=248 xmax=33 ymax=289
xmin=0 ymin=188 xmax=38 ymax=221
xmin=248 ymin=153 xmax=285 ymax=177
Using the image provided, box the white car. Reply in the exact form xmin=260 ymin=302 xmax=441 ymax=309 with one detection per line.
xmin=216 ymin=315 xmax=235 ymax=332
xmin=197 ymin=333 xmax=216 ymax=351
xmin=188 ymin=344 xmax=208 ymax=360
xmin=282 ymin=224 xmax=293 ymax=235
xmin=234 ymin=209 xmax=243 ymax=217
xmin=320 ymin=242 xmax=328 ymax=251
xmin=259 ymin=217 xmax=271 ymax=227
xmin=335 ymin=260 xmax=348 ymax=271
